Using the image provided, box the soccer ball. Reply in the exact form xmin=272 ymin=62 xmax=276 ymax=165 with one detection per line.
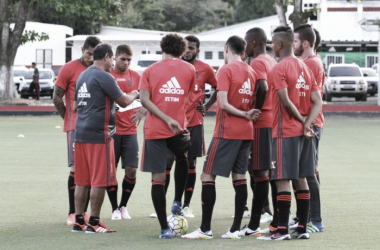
xmin=167 ymin=214 xmax=188 ymax=236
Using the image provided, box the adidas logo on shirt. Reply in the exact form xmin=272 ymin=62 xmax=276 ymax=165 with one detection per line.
xmin=159 ymin=77 xmax=184 ymax=95
xmin=239 ymin=79 xmax=253 ymax=95
xmin=78 ymin=82 xmax=91 ymax=98
xmin=296 ymin=72 xmax=310 ymax=90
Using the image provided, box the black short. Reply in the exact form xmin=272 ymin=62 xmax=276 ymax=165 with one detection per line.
xmin=271 ymin=136 xmax=315 ymax=180
xmin=141 ymin=132 xmax=191 ymax=173
xmin=67 ymin=130 xmax=75 ymax=167
xmin=167 ymin=125 xmax=205 ymax=159
xmin=249 ymin=127 xmax=272 ymax=171
xmin=203 ymin=138 xmax=250 ymax=178
xmin=312 ymin=127 xmax=322 ymax=167
xmin=113 ymin=134 xmax=139 ymax=168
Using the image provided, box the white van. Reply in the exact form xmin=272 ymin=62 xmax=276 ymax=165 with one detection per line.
xmin=130 ymin=54 xmax=162 ymax=75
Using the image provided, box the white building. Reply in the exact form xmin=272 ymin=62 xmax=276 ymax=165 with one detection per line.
xmin=14 ymin=22 xmax=73 ymax=69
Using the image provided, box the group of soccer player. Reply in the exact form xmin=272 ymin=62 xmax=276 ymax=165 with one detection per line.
xmin=53 ymin=23 xmax=325 ymax=240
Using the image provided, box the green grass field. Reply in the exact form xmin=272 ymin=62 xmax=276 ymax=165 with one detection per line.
xmin=0 ymin=115 xmax=379 ymax=249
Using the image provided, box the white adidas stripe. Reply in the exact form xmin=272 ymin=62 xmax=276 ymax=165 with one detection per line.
xmin=171 ymin=77 xmax=181 ymax=88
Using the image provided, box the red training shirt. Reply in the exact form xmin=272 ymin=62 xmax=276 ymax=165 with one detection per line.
xmin=110 ymin=69 xmax=141 ymax=135
xmin=186 ymin=60 xmax=217 ymax=127
xmin=213 ymin=61 xmax=257 ymax=140
xmin=304 ymin=55 xmax=325 ymax=129
xmin=139 ymin=58 xmax=196 ymax=139
xmin=270 ymin=56 xmax=319 ymax=138
xmin=55 ymin=59 xmax=87 ymax=132
xmin=250 ymin=54 xmax=277 ymax=128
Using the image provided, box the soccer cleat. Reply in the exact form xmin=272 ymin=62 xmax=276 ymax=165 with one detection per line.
xmin=83 ymin=212 xmax=90 ymax=224
xmin=240 ymin=225 xmax=261 ymax=237
xmin=182 ymin=207 xmax=195 ymax=218
xmin=288 ymin=214 xmax=298 ymax=226
xmin=111 ymin=208 xmax=122 ymax=220
xmin=171 ymin=201 xmax=183 ymax=215
xmin=260 ymin=212 xmax=273 ymax=224
xmin=270 ymin=232 xmax=291 ymax=240
xmin=71 ymin=222 xmax=87 ymax=232
xmin=150 ymin=212 xmax=157 ymax=218
xmin=306 ymin=221 xmax=324 ymax=233
xmin=159 ymin=228 xmax=172 ymax=239
xmin=120 ymin=206 xmax=131 ymax=220
xmin=259 ymin=225 xmax=277 ymax=234
xmin=290 ymin=230 xmax=310 ymax=239
xmin=67 ymin=213 xmax=75 ymax=226
xmin=181 ymin=228 xmax=213 ymax=239
xmin=289 ymin=223 xmax=299 ymax=231
xmin=86 ymin=222 xmax=116 ymax=233
xmin=221 ymin=230 xmax=241 ymax=239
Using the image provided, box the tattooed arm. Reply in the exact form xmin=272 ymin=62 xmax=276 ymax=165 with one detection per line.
xmin=53 ymin=86 xmax=66 ymax=119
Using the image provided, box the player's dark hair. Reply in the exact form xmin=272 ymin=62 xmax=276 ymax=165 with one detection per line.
xmin=116 ymin=44 xmax=133 ymax=56
xmin=83 ymin=36 xmax=102 ymax=49
xmin=246 ymin=27 xmax=267 ymax=45
xmin=93 ymin=43 xmax=113 ymax=60
xmin=160 ymin=33 xmax=187 ymax=57
xmin=185 ymin=35 xmax=200 ymax=49
xmin=226 ymin=36 xmax=246 ymax=55
xmin=272 ymin=26 xmax=294 ymax=43
xmin=294 ymin=24 xmax=315 ymax=47
xmin=32 ymin=62 xmax=36 ymax=65
xmin=313 ymin=28 xmax=321 ymax=50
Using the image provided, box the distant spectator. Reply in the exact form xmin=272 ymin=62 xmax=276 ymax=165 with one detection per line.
xmin=29 ymin=62 xmax=39 ymax=100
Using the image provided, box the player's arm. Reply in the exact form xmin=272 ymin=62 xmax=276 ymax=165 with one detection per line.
xmin=53 ymin=85 xmax=66 ymax=119
xmin=204 ymin=88 xmax=217 ymax=111
xmin=218 ymin=91 xmax=260 ymax=120
xmin=73 ymin=101 xmax=78 ymax=112
xmin=277 ymin=88 xmax=304 ymax=123
xmin=140 ymin=89 xmax=182 ymax=134
xmin=114 ymin=90 xmax=139 ymax=108
xmin=303 ymin=90 xmax=322 ymax=138
xmin=253 ymin=79 xmax=268 ymax=110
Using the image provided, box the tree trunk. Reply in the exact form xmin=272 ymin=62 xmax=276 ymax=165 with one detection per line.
xmin=289 ymin=0 xmax=311 ymax=29
xmin=274 ymin=0 xmax=288 ymax=27
xmin=0 ymin=0 xmax=30 ymax=100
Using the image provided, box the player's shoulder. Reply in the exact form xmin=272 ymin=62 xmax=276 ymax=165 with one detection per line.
xmin=128 ymin=68 xmax=141 ymax=78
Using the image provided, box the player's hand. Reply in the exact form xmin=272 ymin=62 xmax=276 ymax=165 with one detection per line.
xmin=303 ymin=124 xmax=315 ymax=139
xmin=245 ymin=109 xmax=261 ymax=121
xmin=195 ymin=100 xmax=205 ymax=116
xmin=166 ymin=118 xmax=183 ymax=134
xmin=131 ymin=108 xmax=145 ymax=125
xmin=130 ymin=90 xmax=139 ymax=98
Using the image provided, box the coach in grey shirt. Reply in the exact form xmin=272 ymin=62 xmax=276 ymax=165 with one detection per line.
xmin=72 ymin=43 xmax=139 ymax=233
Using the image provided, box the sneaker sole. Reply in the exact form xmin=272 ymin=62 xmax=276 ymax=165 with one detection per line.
xmin=111 ymin=217 xmax=122 ymax=220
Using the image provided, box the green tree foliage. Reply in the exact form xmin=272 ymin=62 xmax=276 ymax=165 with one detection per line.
xmin=29 ymin=0 xmax=123 ymax=34
xmin=235 ymin=0 xmax=276 ymax=23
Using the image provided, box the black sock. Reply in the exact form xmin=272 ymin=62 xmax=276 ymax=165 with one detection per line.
xmin=230 ymin=180 xmax=248 ymax=232
xmin=165 ymin=169 xmax=171 ymax=195
xmin=89 ymin=216 xmax=100 ymax=226
xmin=152 ymin=180 xmax=169 ymax=230
xmin=249 ymin=173 xmax=255 ymax=193
xmin=119 ymin=175 xmax=136 ymax=207
xmin=277 ymin=191 xmax=291 ymax=235
xmin=262 ymin=198 xmax=272 ymax=215
xmin=307 ymin=174 xmax=321 ymax=223
xmin=200 ymin=181 xmax=216 ymax=232
xmin=68 ymin=172 xmax=76 ymax=214
xmin=84 ymin=188 xmax=90 ymax=212
xmin=269 ymin=181 xmax=278 ymax=229
xmin=106 ymin=185 xmax=118 ymax=211
xmin=174 ymin=158 xmax=188 ymax=202
xmin=292 ymin=184 xmax=298 ymax=218
xmin=296 ymin=190 xmax=310 ymax=233
xmin=248 ymin=176 xmax=269 ymax=230
xmin=183 ymin=167 xmax=196 ymax=208
xmin=75 ymin=214 xmax=84 ymax=224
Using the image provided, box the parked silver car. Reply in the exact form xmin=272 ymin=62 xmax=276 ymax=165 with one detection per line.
xmin=360 ymin=67 xmax=378 ymax=96
xmin=20 ymin=68 xmax=56 ymax=99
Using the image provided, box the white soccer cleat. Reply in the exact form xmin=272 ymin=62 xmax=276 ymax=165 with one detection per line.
xmin=120 ymin=206 xmax=131 ymax=220
xmin=181 ymin=228 xmax=213 ymax=239
xmin=239 ymin=225 xmax=261 ymax=237
xmin=221 ymin=230 xmax=241 ymax=239
xmin=111 ymin=209 xmax=122 ymax=220
xmin=182 ymin=207 xmax=195 ymax=218
xmin=260 ymin=212 xmax=273 ymax=224
xmin=150 ymin=212 xmax=157 ymax=218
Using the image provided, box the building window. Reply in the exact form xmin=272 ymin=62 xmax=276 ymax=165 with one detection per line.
xmin=218 ymin=51 xmax=224 ymax=60
xmin=36 ymin=49 xmax=52 ymax=69
xmin=326 ymin=54 xmax=344 ymax=68
xmin=303 ymin=3 xmax=318 ymax=21
xmin=156 ymin=51 xmax=162 ymax=55
xmin=366 ymin=55 xmax=378 ymax=68
xmin=142 ymin=51 xmax=150 ymax=54
xmin=205 ymin=51 xmax=213 ymax=60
